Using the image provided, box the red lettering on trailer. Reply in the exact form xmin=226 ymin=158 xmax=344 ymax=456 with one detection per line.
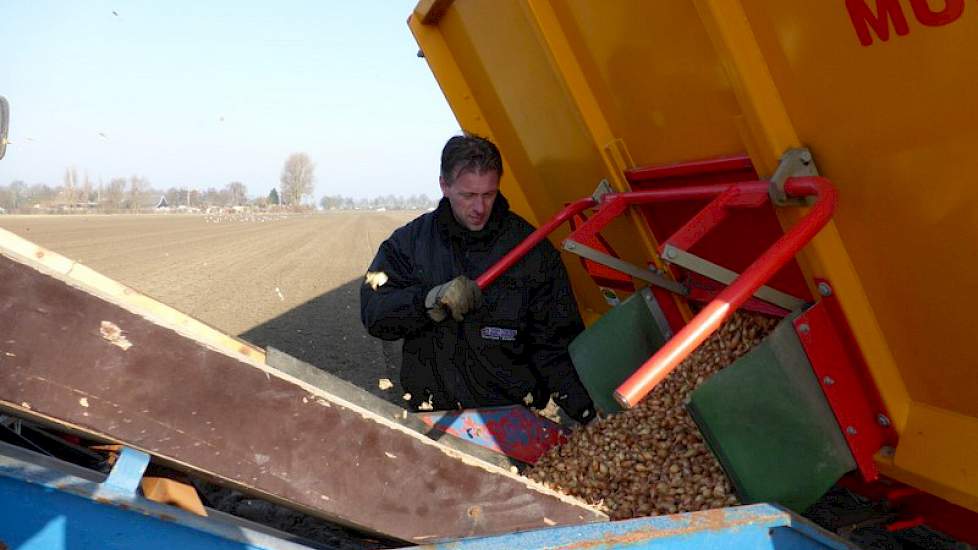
xmin=846 ymin=0 xmax=965 ymax=46
xmin=908 ymin=0 xmax=964 ymax=26
xmin=846 ymin=0 xmax=910 ymax=46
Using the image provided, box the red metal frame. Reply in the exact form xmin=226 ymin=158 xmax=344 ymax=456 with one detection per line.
xmin=836 ymin=474 xmax=978 ymax=544
xmin=476 ymin=197 xmax=595 ymax=290
xmin=685 ymin=273 xmax=789 ymax=318
xmin=793 ymin=278 xmax=896 ymax=482
xmin=627 ymin=156 xmax=813 ymax=306
xmin=614 ymin=177 xmax=837 ymax=408
xmin=661 ymin=184 xmax=769 ymax=251
xmin=476 ymin=176 xmax=837 ymax=410
xmin=567 ymin=210 xmax=635 ymax=292
xmin=625 ymin=155 xmax=755 ymax=180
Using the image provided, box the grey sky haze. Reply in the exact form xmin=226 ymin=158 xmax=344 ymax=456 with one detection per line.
xmin=0 ymin=1 xmax=461 ymax=201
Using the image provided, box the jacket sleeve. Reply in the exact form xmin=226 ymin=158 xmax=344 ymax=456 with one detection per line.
xmin=526 ymin=243 xmax=596 ymax=424
xmin=360 ymin=233 xmax=432 ymax=341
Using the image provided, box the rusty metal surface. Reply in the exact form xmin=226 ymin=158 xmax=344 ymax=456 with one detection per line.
xmin=407 ymin=504 xmax=853 ymax=549
xmin=0 ymin=255 xmax=604 ymax=543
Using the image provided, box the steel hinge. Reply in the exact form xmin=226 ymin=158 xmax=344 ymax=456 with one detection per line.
xmin=769 ymin=148 xmax=818 ymax=206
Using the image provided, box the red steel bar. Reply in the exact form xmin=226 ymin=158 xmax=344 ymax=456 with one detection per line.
xmin=625 ymin=155 xmax=754 ymax=182
xmin=614 ymin=176 xmax=837 ymax=408
xmin=476 ymin=197 xmax=596 ymax=290
xmin=614 ymin=181 xmax=769 ymax=205
xmin=479 ymin=182 xmax=773 ymax=291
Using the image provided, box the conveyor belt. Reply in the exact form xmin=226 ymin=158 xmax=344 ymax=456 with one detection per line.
xmin=0 ymin=228 xmax=605 ymax=543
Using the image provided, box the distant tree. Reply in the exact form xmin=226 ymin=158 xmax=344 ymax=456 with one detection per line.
xmin=200 ymin=187 xmax=228 ymax=207
xmin=62 ymin=167 xmax=79 ymax=204
xmin=126 ymin=175 xmax=147 ymax=209
xmin=226 ymin=181 xmax=247 ymax=206
xmin=7 ymin=180 xmax=25 ymax=210
xmin=279 ymin=153 xmax=315 ymax=206
xmin=320 ymin=195 xmax=344 ymax=210
xmin=105 ymin=178 xmax=127 ymax=209
xmin=163 ymin=187 xmax=182 ymax=208
xmin=268 ymin=187 xmax=280 ymax=206
xmin=0 ymin=186 xmax=12 ymax=211
xmin=82 ymin=172 xmax=94 ymax=203
xmin=28 ymin=183 xmax=57 ymax=206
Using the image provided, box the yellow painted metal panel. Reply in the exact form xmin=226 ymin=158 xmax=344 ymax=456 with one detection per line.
xmin=410 ymin=0 xmax=978 ymax=511
xmin=549 ymin=0 xmax=745 ymax=168
xmin=692 ymin=0 xmax=911 ymax=432
xmin=878 ymin=401 xmax=978 ymax=513
xmin=736 ymin=0 xmax=978 ymax=417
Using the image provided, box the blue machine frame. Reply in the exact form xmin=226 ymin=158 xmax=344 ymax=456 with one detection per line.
xmin=404 ymin=504 xmax=853 ymax=549
xmin=0 ymin=441 xmax=316 ymax=550
xmin=0 ymin=441 xmax=851 ymax=549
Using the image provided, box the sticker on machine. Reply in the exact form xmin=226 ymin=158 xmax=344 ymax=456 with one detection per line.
xmin=480 ymin=326 xmax=517 ymax=341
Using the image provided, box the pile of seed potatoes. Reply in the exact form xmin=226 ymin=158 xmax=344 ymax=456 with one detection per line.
xmin=528 ymin=311 xmax=780 ymax=520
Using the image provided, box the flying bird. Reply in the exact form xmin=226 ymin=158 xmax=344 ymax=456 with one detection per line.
xmin=112 ymin=10 xmax=118 ymax=16
xmin=97 ymin=132 xmax=109 ymax=141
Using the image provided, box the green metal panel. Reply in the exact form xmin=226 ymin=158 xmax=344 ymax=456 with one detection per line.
xmin=688 ymin=316 xmax=855 ymax=512
xmin=569 ymin=289 xmax=669 ymax=414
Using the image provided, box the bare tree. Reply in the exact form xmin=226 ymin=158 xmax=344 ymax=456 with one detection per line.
xmin=62 ymin=167 xmax=79 ymax=204
xmin=82 ymin=172 xmax=93 ymax=203
xmin=8 ymin=180 xmax=25 ymax=210
xmin=105 ymin=178 xmax=127 ymax=209
xmin=280 ymin=153 xmax=315 ymax=206
xmin=126 ymin=175 xmax=147 ymax=210
xmin=225 ymin=181 xmax=248 ymax=206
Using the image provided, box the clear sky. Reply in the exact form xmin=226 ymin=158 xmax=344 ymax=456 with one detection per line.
xmin=0 ymin=1 xmax=461 ymax=200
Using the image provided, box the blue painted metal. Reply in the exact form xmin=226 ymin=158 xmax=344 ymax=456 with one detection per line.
xmin=101 ymin=446 xmax=150 ymax=493
xmin=0 ymin=441 xmax=853 ymax=549
xmin=416 ymin=405 xmax=569 ymax=463
xmin=405 ymin=504 xmax=854 ymax=549
xmin=0 ymin=443 xmax=315 ymax=550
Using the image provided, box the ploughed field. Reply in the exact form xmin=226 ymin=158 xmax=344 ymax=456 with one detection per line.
xmin=0 ymin=211 xmax=418 ymax=402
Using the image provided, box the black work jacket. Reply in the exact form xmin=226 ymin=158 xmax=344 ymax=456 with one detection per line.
xmin=360 ymin=195 xmax=595 ymax=422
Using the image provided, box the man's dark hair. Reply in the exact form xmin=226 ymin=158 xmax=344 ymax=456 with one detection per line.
xmin=440 ymin=134 xmax=503 ymax=185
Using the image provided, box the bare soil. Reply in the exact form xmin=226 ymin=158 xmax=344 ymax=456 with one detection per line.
xmin=1 ymin=211 xmax=424 ymax=548
xmin=0 ymin=212 xmax=417 ymax=403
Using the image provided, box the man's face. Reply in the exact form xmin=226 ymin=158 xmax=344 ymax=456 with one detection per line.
xmin=440 ymin=169 xmax=500 ymax=231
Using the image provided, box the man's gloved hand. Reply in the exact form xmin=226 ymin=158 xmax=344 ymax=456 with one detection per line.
xmin=425 ymin=276 xmax=482 ymax=322
xmin=556 ymin=390 xmax=597 ymax=426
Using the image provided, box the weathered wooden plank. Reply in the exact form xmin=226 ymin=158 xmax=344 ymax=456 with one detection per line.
xmin=264 ymin=346 xmax=520 ymax=471
xmin=0 ymin=229 xmax=604 ymax=543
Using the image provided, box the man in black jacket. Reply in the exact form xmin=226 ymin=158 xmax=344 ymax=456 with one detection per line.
xmin=360 ymin=135 xmax=595 ymax=424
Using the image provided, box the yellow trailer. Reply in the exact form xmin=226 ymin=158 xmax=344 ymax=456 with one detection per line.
xmin=409 ymin=0 xmax=978 ymax=534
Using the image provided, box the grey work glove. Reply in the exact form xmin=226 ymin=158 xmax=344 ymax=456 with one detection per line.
xmin=425 ymin=276 xmax=482 ymax=322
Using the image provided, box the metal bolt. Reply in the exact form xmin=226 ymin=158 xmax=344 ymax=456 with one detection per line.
xmin=822 ymin=376 xmax=835 ymax=386
xmin=565 ymin=241 xmax=576 ymax=250
xmin=846 ymin=426 xmax=858 ymax=435
xmin=798 ymin=323 xmax=810 ymax=334
xmin=877 ymin=413 xmax=891 ymax=428
xmin=800 ymin=151 xmax=813 ymax=163
xmin=817 ymin=282 xmax=833 ymax=297
xmin=665 ymin=247 xmax=677 ymax=260
xmin=879 ymin=446 xmax=896 ymax=458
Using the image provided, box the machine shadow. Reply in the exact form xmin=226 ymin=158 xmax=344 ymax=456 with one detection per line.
xmin=239 ymin=277 xmax=406 ymax=406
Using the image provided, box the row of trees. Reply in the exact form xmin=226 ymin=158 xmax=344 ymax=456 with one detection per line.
xmin=319 ymin=194 xmax=437 ymax=211
xmin=0 ymin=153 xmax=432 ymax=213
xmin=0 ymin=176 xmax=256 ymax=213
